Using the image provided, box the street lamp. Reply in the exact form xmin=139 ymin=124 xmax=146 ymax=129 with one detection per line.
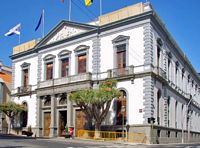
xmin=181 ymin=95 xmax=194 ymax=143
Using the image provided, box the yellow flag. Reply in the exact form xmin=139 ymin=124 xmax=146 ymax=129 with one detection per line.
xmin=84 ymin=0 xmax=93 ymax=7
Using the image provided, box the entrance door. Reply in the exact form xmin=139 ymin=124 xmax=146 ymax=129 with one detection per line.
xmin=44 ymin=112 xmax=51 ymax=137
xmin=75 ymin=110 xmax=86 ymax=136
xmin=58 ymin=111 xmax=67 ymax=136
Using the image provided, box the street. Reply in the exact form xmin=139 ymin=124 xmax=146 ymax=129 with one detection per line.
xmin=1 ymin=134 xmax=200 ymax=148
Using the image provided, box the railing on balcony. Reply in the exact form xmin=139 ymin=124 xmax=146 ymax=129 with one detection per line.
xmin=17 ymin=85 xmax=32 ymax=95
xmin=154 ymin=67 xmax=167 ymax=80
xmin=38 ymin=72 xmax=92 ymax=89
xmin=107 ymin=66 xmax=134 ymax=78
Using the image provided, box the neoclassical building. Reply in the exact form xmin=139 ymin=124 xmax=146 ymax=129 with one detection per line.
xmin=11 ymin=2 xmax=200 ymax=143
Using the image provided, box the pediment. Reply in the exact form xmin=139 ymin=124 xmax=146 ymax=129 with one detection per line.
xmin=46 ymin=25 xmax=87 ymax=45
xmin=36 ymin=21 xmax=97 ymax=47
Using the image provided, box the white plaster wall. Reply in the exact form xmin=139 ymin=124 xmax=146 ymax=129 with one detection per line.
xmin=117 ymin=78 xmax=144 ymax=125
xmin=100 ymin=26 xmax=144 ymax=73
xmin=40 ymin=40 xmax=93 ymax=81
xmin=13 ymin=94 xmax=37 ymax=128
xmin=14 ymin=56 xmax=38 ymax=89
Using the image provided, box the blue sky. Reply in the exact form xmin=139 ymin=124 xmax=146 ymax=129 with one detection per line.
xmin=1 ymin=0 xmax=200 ymax=72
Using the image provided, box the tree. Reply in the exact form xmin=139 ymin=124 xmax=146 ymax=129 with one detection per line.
xmin=69 ymin=80 xmax=121 ymax=136
xmin=0 ymin=101 xmax=26 ymax=134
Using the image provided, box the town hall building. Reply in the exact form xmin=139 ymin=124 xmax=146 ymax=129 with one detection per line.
xmin=11 ymin=2 xmax=200 ymax=144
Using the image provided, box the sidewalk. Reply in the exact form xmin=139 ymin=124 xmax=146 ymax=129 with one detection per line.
xmin=48 ymin=137 xmax=143 ymax=146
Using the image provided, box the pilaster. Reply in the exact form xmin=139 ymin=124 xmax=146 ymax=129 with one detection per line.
xmin=36 ymin=96 xmax=43 ymax=137
xmin=50 ymin=95 xmax=57 ymax=137
xmin=67 ymin=93 xmax=73 ymax=127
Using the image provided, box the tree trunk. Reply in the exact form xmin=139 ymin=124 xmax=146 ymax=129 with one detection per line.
xmin=94 ymin=122 xmax=101 ymax=139
xmin=8 ymin=118 xmax=11 ymax=134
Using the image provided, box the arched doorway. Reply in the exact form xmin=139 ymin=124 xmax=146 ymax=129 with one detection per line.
xmin=21 ymin=102 xmax=28 ymax=127
xmin=116 ymin=90 xmax=127 ymax=125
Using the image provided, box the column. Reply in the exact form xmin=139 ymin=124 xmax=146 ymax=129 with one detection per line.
xmin=50 ymin=95 xmax=57 ymax=137
xmin=36 ymin=96 xmax=42 ymax=137
xmin=67 ymin=93 xmax=73 ymax=127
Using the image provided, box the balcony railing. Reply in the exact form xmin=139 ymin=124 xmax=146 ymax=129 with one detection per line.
xmin=154 ymin=67 xmax=167 ymax=80
xmin=107 ymin=66 xmax=134 ymax=78
xmin=17 ymin=85 xmax=32 ymax=95
xmin=38 ymin=72 xmax=92 ymax=89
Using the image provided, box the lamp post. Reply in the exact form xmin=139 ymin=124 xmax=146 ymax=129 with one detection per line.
xmin=181 ymin=95 xmax=194 ymax=143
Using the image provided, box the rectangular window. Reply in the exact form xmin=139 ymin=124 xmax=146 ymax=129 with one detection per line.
xmin=46 ymin=62 xmax=53 ymax=80
xmin=61 ymin=58 xmax=69 ymax=77
xmin=23 ymin=69 xmax=29 ymax=87
xmin=78 ymin=54 xmax=86 ymax=74
xmin=116 ymin=44 xmax=126 ymax=69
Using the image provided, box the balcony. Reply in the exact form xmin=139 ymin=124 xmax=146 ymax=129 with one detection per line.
xmin=38 ymin=73 xmax=92 ymax=89
xmin=16 ymin=85 xmax=32 ymax=96
xmin=107 ymin=66 xmax=134 ymax=78
xmin=154 ymin=67 xmax=167 ymax=80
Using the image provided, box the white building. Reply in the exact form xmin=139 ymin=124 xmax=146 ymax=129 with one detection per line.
xmin=11 ymin=2 xmax=200 ymax=143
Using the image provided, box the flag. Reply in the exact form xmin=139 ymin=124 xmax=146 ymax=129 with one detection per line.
xmin=35 ymin=10 xmax=44 ymax=31
xmin=84 ymin=0 xmax=93 ymax=7
xmin=60 ymin=0 xmax=64 ymax=3
xmin=4 ymin=23 xmax=21 ymax=36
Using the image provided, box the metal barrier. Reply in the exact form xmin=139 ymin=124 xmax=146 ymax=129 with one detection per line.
xmin=77 ymin=130 xmax=147 ymax=143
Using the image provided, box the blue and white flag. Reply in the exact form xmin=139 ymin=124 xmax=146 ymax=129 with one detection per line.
xmin=4 ymin=23 xmax=21 ymax=36
xmin=35 ymin=10 xmax=44 ymax=31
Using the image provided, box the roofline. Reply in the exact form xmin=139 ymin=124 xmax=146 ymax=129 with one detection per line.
xmin=10 ymin=9 xmax=200 ymax=84
xmin=151 ymin=11 xmax=200 ymax=83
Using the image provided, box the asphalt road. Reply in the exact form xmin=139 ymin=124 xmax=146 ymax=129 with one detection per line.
xmin=1 ymin=134 xmax=200 ymax=148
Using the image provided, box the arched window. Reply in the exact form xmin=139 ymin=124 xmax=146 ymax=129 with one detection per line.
xmin=116 ymin=90 xmax=127 ymax=125
xmin=21 ymin=102 xmax=28 ymax=127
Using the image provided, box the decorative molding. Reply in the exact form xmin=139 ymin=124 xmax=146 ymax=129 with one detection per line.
xmin=92 ymin=37 xmax=101 ymax=73
xmin=143 ymin=23 xmax=153 ymax=65
xmin=58 ymin=50 xmax=71 ymax=58
xmin=21 ymin=62 xmax=30 ymax=69
xmin=143 ymin=76 xmax=154 ymax=123
xmin=11 ymin=63 xmax=15 ymax=90
xmin=46 ymin=25 xmax=87 ymax=45
xmin=43 ymin=54 xmax=56 ymax=62
xmin=74 ymin=45 xmax=89 ymax=53
xmin=37 ymin=54 xmax=42 ymax=82
xmin=112 ymin=35 xmax=130 ymax=43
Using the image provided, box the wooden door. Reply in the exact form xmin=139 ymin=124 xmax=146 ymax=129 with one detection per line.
xmin=44 ymin=112 xmax=51 ymax=137
xmin=75 ymin=110 xmax=86 ymax=136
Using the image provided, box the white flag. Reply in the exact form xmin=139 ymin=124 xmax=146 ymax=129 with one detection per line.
xmin=4 ymin=23 xmax=21 ymax=36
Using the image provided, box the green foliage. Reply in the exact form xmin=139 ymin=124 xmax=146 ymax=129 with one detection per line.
xmin=69 ymin=79 xmax=121 ymax=104
xmin=69 ymin=79 xmax=121 ymax=130
xmin=0 ymin=101 xmax=27 ymax=118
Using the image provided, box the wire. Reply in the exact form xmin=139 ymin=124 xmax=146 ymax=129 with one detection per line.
xmin=77 ymin=0 xmax=98 ymax=19
xmin=71 ymin=0 xmax=97 ymax=22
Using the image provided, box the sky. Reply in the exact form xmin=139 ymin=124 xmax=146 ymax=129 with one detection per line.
xmin=0 ymin=0 xmax=200 ymax=72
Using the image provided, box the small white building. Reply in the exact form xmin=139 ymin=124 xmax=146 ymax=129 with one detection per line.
xmin=11 ymin=2 xmax=200 ymax=144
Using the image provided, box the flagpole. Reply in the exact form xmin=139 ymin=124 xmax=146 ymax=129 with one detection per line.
xmin=42 ymin=9 xmax=45 ymax=38
xmin=69 ymin=0 xmax=71 ymax=21
xmin=18 ymin=34 xmax=21 ymax=44
xmin=100 ymin=0 xmax=102 ymax=16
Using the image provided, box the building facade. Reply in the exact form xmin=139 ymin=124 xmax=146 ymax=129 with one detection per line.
xmin=0 ymin=61 xmax=12 ymax=133
xmin=11 ymin=2 xmax=200 ymax=143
